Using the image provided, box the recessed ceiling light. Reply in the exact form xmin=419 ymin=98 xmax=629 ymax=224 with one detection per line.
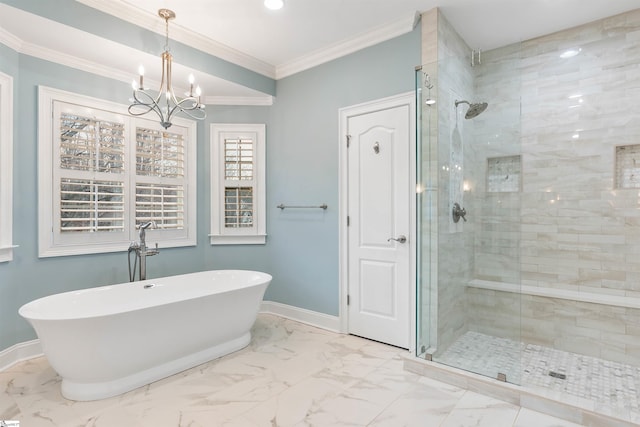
xmin=264 ymin=0 xmax=284 ymax=10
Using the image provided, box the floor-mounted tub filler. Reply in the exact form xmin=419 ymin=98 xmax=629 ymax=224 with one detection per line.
xmin=19 ymin=270 xmax=272 ymax=401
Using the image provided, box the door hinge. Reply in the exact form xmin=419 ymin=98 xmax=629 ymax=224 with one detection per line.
xmin=346 ymin=134 xmax=351 ymax=147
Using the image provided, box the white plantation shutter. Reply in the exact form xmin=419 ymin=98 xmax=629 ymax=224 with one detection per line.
xmin=57 ymin=111 xmax=126 ymax=234
xmin=39 ymin=87 xmax=196 ymax=257
xmin=135 ymin=183 xmax=184 ymax=229
xmin=224 ymin=187 xmax=253 ymax=228
xmin=60 ymin=179 xmax=124 ymax=232
xmin=59 ymin=113 xmax=125 ymax=173
xmin=135 ymin=127 xmax=184 ymax=178
xmin=224 ymin=137 xmax=255 ymax=228
xmin=210 ymin=124 xmax=266 ymax=245
xmin=135 ymin=126 xmax=186 ymax=230
xmin=224 ymin=138 xmax=253 ymax=180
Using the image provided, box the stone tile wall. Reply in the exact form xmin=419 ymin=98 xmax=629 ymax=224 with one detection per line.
xmin=468 ymin=8 xmax=640 ymax=365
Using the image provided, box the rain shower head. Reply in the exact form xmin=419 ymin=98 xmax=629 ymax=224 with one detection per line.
xmin=455 ymin=100 xmax=488 ymax=119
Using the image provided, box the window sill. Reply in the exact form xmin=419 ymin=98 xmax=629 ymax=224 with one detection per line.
xmin=0 ymin=245 xmax=17 ymax=262
xmin=209 ymin=234 xmax=267 ymax=245
xmin=38 ymin=239 xmax=196 ymax=258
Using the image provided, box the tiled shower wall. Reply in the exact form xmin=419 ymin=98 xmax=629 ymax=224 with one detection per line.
xmin=469 ymin=9 xmax=640 ymax=365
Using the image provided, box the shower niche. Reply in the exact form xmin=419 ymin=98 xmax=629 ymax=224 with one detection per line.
xmin=487 ymin=155 xmax=521 ymax=193
xmin=615 ymin=144 xmax=640 ymax=189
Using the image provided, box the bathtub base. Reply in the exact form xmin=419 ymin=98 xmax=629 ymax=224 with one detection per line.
xmin=61 ymin=332 xmax=251 ymax=401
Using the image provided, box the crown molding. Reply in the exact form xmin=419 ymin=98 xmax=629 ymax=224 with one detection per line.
xmin=22 ymin=42 xmax=135 ymax=85
xmin=75 ymin=1 xmax=420 ymax=81
xmin=75 ymin=0 xmax=276 ymax=79
xmin=3 ymin=3 xmax=421 ymax=86
xmin=205 ymin=96 xmax=274 ymax=106
xmin=1 ymin=31 xmax=271 ymax=107
xmin=275 ymin=11 xmax=421 ymax=79
xmin=0 ymin=26 xmax=23 ymax=52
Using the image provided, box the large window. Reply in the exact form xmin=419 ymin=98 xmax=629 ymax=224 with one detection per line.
xmin=210 ymin=124 xmax=266 ymax=244
xmin=38 ymin=86 xmax=196 ymax=257
xmin=0 ymin=71 xmax=13 ymax=262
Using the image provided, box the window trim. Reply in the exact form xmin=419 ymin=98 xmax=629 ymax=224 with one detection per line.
xmin=0 ymin=71 xmax=14 ymax=262
xmin=210 ymin=123 xmax=266 ymax=245
xmin=38 ymin=86 xmax=197 ymax=257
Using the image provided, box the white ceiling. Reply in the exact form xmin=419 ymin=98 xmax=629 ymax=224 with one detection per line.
xmin=79 ymin=0 xmax=640 ymax=75
xmin=1 ymin=0 xmax=638 ymax=101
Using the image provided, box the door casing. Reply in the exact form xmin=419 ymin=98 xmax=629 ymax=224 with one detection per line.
xmin=338 ymin=91 xmax=416 ymax=353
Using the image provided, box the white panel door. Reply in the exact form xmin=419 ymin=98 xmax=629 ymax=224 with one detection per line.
xmin=347 ymin=103 xmax=411 ymax=349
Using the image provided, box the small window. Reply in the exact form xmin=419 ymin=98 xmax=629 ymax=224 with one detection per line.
xmin=210 ymin=124 xmax=266 ymax=245
xmin=0 ymin=71 xmax=14 ymax=262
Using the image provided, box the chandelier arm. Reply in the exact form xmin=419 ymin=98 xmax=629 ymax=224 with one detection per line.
xmin=128 ymin=102 xmax=165 ymax=121
xmin=129 ymin=90 xmax=168 ymax=125
xmin=132 ymin=88 xmax=164 ymax=109
xmin=167 ymin=97 xmax=206 ymax=121
xmin=174 ymin=96 xmax=201 ymax=111
xmin=175 ymin=107 xmax=207 ymax=121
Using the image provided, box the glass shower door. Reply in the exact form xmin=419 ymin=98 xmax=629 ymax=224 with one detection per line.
xmin=416 ymin=53 xmax=523 ymax=384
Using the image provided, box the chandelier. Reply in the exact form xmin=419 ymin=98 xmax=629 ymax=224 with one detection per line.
xmin=128 ymin=9 xmax=206 ymax=129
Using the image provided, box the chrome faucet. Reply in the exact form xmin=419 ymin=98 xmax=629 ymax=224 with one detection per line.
xmin=128 ymin=221 xmax=159 ymax=281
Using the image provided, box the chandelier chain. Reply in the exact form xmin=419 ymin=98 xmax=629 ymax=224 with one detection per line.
xmin=163 ymin=15 xmax=171 ymax=52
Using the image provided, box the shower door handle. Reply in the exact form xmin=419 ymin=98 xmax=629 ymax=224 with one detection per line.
xmin=388 ymin=235 xmax=407 ymax=244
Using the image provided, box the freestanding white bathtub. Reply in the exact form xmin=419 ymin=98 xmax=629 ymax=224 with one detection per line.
xmin=19 ymin=269 xmax=271 ymax=401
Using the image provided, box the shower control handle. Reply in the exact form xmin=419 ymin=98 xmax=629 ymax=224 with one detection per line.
xmin=452 ymin=203 xmax=467 ymax=223
xmin=388 ymin=235 xmax=407 ymax=244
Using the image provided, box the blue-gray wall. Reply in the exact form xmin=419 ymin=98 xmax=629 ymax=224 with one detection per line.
xmin=0 ymin=1 xmax=420 ymax=351
xmin=267 ymin=33 xmax=421 ymax=314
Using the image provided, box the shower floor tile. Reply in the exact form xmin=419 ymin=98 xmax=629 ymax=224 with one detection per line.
xmin=436 ymin=331 xmax=640 ymax=422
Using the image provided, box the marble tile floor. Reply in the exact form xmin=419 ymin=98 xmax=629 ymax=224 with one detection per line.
xmin=1 ymin=314 xmax=590 ymax=427
xmin=436 ymin=331 xmax=640 ymax=424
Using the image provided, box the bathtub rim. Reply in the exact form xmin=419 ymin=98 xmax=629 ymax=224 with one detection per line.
xmin=18 ymin=269 xmax=273 ymax=322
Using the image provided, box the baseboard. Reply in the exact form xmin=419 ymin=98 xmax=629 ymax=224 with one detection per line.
xmin=260 ymin=301 xmax=341 ymax=333
xmin=0 ymin=339 xmax=42 ymax=371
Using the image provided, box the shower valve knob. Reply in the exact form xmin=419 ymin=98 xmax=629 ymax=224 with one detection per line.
xmin=452 ymin=203 xmax=467 ymax=223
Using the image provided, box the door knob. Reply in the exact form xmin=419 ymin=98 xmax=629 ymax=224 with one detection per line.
xmin=388 ymin=235 xmax=407 ymax=243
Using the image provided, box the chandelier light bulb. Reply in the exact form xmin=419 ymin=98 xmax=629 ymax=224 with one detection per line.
xmin=137 ymin=65 xmax=145 ymax=89
xmin=264 ymin=0 xmax=284 ymax=10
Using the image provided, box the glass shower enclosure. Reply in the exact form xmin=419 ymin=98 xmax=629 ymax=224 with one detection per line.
xmin=414 ymin=9 xmax=640 ymax=424
xmin=415 ymin=49 xmax=523 ymax=384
